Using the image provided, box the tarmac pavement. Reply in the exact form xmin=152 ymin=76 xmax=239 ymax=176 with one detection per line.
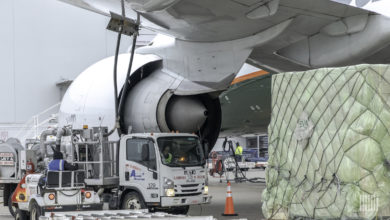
xmin=190 ymin=169 xmax=266 ymax=220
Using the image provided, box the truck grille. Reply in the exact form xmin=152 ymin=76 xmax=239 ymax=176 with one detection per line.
xmin=181 ymin=184 xmax=198 ymax=188
xmin=175 ymin=192 xmax=202 ymax=197
xmin=174 ymin=183 xmax=203 ymax=196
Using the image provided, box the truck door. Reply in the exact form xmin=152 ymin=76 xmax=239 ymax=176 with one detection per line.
xmin=121 ymin=138 xmax=159 ymax=203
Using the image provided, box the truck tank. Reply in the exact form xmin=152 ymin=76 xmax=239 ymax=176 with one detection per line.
xmin=0 ymin=138 xmax=24 ymax=178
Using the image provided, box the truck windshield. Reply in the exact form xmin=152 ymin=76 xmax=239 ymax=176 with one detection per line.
xmin=157 ymin=136 xmax=205 ymax=167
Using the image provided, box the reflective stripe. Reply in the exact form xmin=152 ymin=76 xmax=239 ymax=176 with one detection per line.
xmin=48 ymin=159 xmax=65 ymax=171
xmin=226 ymin=183 xmax=232 ymax=197
xmin=59 ymin=160 xmax=64 ymax=171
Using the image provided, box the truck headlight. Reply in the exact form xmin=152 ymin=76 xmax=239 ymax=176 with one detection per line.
xmin=163 ymin=177 xmax=174 ymax=189
xmin=203 ymin=186 xmax=209 ymax=195
xmin=163 ymin=178 xmax=175 ymax=197
xmin=165 ymin=189 xmax=175 ymax=197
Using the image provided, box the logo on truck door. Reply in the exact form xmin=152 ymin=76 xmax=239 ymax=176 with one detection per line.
xmin=130 ymin=170 xmax=145 ymax=181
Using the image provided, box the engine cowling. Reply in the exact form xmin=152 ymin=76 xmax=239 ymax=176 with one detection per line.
xmin=59 ymin=53 xmax=221 ymax=148
xmin=119 ymin=62 xmax=221 ymax=147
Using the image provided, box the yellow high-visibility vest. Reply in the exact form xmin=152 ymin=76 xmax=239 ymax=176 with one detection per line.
xmin=165 ymin=153 xmax=172 ymax=163
xmin=235 ymin=146 xmax=243 ymax=156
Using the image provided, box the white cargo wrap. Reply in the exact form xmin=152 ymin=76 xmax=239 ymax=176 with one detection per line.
xmin=262 ymin=65 xmax=390 ymax=219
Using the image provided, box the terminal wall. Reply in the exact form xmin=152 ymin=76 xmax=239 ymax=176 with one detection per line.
xmin=0 ymin=0 xmax=136 ymax=140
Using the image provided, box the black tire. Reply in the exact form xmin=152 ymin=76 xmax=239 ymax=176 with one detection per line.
xmin=8 ymin=190 xmax=16 ymax=217
xmin=170 ymin=205 xmax=190 ymax=215
xmin=15 ymin=208 xmax=29 ymax=220
xmin=121 ymin=192 xmax=146 ymax=210
xmin=29 ymin=200 xmax=43 ymax=220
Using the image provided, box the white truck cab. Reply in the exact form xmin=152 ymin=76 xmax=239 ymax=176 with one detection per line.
xmin=119 ymin=133 xmax=211 ymax=214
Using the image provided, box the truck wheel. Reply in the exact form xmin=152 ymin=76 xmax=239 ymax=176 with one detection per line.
xmin=29 ymin=200 xmax=43 ymax=220
xmin=170 ymin=205 xmax=189 ymax=215
xmin=8 ymin=190 xmax=16 ymax=217
xmin=121 ymin=192 xmax=146 ymax=210
xmin=15 ymin=208 xmax=29 ymax=220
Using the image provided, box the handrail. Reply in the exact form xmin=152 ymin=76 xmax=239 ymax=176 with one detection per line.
xmin=71 ymin=141 xmax=119 ymax=181
xmin=14 ymin=103 xmax=61 ymax=145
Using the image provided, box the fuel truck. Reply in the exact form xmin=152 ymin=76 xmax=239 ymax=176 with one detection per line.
xmin=12 ymin=126 xmax=211 ymax=220
xmin=0 ymin=138 xmax=40 ymax=217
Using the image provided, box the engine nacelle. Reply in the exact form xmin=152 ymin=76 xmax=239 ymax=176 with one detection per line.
xmin=59 ymin=53 xmax=221 ymax=147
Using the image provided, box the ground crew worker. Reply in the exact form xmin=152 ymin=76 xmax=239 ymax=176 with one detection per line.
xmin=48 ymin=147 xmax=78 ymax=171
xmin=235 ymin=142 xmax=243 ymax=162
xmin=39 ymin=147 xmax=79 ymax=191
xmin=162 ymin=145 xmax=173 ymax=164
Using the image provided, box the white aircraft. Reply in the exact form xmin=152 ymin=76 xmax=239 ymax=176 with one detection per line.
xmin=58 ymin=0 xmax=390 ymax=146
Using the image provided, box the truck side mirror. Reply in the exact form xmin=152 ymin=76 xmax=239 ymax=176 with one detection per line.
xmin=203 ymin=142 xmax=209 ymax=159
xmin=141 ymin=144 xmax=150 ymax=161
xmin=153 ymin=171 xmax=158 ymax=180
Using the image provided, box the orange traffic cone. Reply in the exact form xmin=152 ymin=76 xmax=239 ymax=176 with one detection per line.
xmin=222 ymin=181 xmax=238 ymax=216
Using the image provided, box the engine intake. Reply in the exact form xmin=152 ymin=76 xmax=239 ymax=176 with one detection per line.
xmin=165 ymin=96 xmax=208 ymax=133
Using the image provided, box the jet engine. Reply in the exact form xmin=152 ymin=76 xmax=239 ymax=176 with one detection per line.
xmin=59 ymin=53 xmax=221 ymax=148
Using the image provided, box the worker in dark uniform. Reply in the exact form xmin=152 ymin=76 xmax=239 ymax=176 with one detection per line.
xmin=48 ymin=147 xmax=78 ymax=171
xmin=162 ymin=145 xmax=173 ymax=164
xmin=39 ymin=147 xmax=78 ymax=192
xmin=235 ymin=142 xmax=243 ymax=162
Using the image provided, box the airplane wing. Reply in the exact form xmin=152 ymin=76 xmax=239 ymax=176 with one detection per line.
xmin=58 ymin=0 xmax=390 ymax=74
xmin=57 ymin=0 xmax=390 ymax=141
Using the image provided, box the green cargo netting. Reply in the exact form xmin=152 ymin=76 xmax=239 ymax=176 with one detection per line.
xmin=262 ymin=64 xmax=390 ymax=219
